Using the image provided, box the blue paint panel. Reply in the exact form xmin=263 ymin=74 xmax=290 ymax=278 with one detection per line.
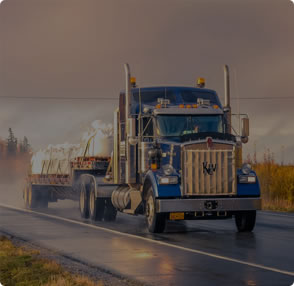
xmin=159 ymin=143 xmax=181 ymax=172
xmin=157 ymin=184 xmax=182 ymax=198
xmin=236 ymin=169 xmax=261 ymax=196
xmin=144 ymin=170 xmax=181 ymax=198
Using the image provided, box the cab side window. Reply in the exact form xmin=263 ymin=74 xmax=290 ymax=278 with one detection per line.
xmin=142 ymin=117 xmax=153 ymax=138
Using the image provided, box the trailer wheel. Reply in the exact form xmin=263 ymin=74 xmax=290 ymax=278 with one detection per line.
xmin=28 ymin=184 xmax=38 ymax=209
xmin=89 ymin=182 xmax=105 ymax=221
xmin=145 ymin=187 xmax=166 ymax=233
xmin=235 ymin=211 xmax=256 ymax=232
xmin=104 ymin=199 xmax=117 ymax=222
xmin=79 ymin=182 xmax=89 ymax=219
xmin=23 ymin=184 xmax=29 ymax=209
xmin=39 ymin=189 xmax=48 ymax=209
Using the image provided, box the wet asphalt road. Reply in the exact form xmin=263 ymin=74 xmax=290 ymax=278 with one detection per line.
xmin=0 ymin=200 xmax=293 ymax=286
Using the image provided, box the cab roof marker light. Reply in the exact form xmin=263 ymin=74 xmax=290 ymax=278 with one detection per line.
xmin=179 ymin=104 xmax=185 ymax=108
xmin=213 ymin=105 xmax=219 ymax=109
xmin=130 ymin=77 xmax=137 ymax=88
xmin=192 ymin=104 xmax=198 ymax=108
xmin=196 ymin=77 xmax=205 ymax=88
xmin=186 ymin=104 xmax=192 ymax=108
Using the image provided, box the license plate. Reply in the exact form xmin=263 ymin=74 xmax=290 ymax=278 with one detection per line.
xmin=169 ymin=212 xmax=185 ymax=220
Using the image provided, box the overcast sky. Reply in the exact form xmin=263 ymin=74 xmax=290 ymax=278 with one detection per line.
xmin=0 ymin=0 xmax=294 ymax=163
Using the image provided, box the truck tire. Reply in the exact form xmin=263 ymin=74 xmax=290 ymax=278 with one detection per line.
xmin=89 ymin=182 xmax=105 ymax=221
xmin=104 ymin=199 xmax=117 ymax=222
xmin=24 ymin=184 xmax=29 ymax=209
xmin=235 ymin=211 xmax=256 ymax=232
xmin=145 ymin=187 xmax=166 ymax=233
xmin=39 ymin=189 xmax=48 ymax=209
xmin=79 ymin=182 xmax=89 ymax=219
xmin=28 ymin=184 xmax=38 ymax=209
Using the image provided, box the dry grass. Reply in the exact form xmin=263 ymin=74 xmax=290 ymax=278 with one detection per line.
xmin=249 ymin=152 xmax=294 ymax=212
xmin=0 ymin=236 xmax=103 ymax=286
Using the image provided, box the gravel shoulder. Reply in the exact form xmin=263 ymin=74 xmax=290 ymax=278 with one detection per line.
xmin=0 ymin=230 xmax=146 ymax=286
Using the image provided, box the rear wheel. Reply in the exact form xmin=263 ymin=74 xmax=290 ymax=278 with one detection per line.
xmin=235 ymin=211 xmax=256 ymax=232
xmin=89 ymin=181 xmax=105 ymax=221
xmin=23 ymin=184 xmax=29 ymax=209
xmin=79 ymin=182 xmax=89 ymax=219
xmin=104 ymin=199 xmax=117 ymax=221
xmin=145 ymin=187 xmax=166 ymax=233
xmin=28 ymin=184 xmax=38 ymax=209
xmin=38 ymin=190 xmax=48 ymax=209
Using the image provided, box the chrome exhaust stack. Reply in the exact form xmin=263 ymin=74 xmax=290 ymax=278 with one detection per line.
xmin=123 ymin=63 xmax=136 ymax=184
xmin=224 ymin=65 xmax=232 ymax=134
xmin=124 ymin=63 xmax=131 ymax=134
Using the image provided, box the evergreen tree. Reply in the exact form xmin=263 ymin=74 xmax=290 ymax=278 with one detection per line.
xmin=20 ymin=136 xmax=30 ymax=153
xmin=7 ymin=128 xmax=17 ymax=155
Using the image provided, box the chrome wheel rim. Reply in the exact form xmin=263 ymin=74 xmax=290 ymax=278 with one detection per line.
xmin=146 ymin=195 xmax=154 ymax=226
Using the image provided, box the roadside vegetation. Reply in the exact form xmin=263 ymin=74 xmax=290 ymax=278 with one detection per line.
xmin=0 ymin=236 xmax=102 ymax=286
xmin=247 ymin=151 xmax=294 ymax=212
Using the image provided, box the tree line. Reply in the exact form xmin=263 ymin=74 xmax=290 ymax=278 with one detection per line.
xmin=0 ymin=128 xmax=31 ymax=157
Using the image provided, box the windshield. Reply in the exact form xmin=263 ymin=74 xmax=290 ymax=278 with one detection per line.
xmin=156 ymin=115 xmax=224 ymax=137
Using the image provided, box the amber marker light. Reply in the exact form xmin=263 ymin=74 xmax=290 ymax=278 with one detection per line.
xmin=192 ymin=104 xmax=198 ymax=108
xmin=130 ymin=77 xmax=137 ymax=88
xmin=213 ymin=105 xmax=219 ymax=109
xmin=151 ymin=163 xmax=158 ymax=170
xmin=179 ymin=104 xmax=185 ymax=108
xmin=155 ymin=104 xmax=162 ymax=109
xmin=186 ymin=104 xmax=192 ymax=108
xmin=197 ymin=77 xmax=206 ymax=88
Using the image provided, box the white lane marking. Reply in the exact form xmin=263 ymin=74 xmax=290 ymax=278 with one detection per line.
xmin=0 ymin=203 xmax=293 ymax=277
xmin=260 ymin=212 xmax=294 ymax=219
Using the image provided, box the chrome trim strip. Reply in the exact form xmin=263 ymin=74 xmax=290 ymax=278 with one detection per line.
xmin=180 ymin=139 xmax=235 ymax=147
xmin=156 ymin=197 xmax=261 ymax=213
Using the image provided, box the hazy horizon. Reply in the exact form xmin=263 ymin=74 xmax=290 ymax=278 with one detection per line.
xmin=0 ymin=0 xmax=294 ymax=163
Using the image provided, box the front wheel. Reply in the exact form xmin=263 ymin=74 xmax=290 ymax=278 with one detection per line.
xmin=235 ymin=211 xmax=256 ymax=232
xmin=145 ymin=187 xmax=166 ymax=233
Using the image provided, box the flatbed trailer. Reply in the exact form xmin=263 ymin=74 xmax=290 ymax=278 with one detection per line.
xmin=23 ymin=156 xmax=118 ymax=220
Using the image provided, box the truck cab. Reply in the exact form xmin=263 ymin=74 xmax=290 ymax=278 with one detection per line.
xmin=110 ymin=64 xmax=261 ymax=233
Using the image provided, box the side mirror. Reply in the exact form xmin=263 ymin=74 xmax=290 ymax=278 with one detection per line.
xmin=241 ymin=117 xmax=249 ymax=144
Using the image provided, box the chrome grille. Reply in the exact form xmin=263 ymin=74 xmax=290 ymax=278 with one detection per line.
xmin=182 ymin=144 xmax=236 ymax=196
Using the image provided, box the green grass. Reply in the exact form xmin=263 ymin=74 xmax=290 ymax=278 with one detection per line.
xmin=0 ymin=236 xmax=102 ymax=286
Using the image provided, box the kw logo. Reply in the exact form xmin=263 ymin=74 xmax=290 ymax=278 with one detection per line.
xmin=203 ymin=162 xmax=217 ymax=175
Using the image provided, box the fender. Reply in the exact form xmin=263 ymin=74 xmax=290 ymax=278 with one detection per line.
xmin=237 ymin=170 xmax=261 ymax=196
xmin=79 ymin=174 xmax=115 ymax=198
xmin=143 ymin=170 xmax=181 ymax=198
xmin=143 ymin=170 xmax=159 ymax=197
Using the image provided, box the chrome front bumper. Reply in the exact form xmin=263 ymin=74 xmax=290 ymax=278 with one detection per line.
xmin=156 ymin=197 xmax=261 ymax=213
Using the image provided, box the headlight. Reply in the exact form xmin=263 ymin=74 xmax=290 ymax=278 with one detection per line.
xmin=158 ymin=176 xmax=178 ymax=185
xmin=241 ymin=163 xmax=252 ymax=175
xmin=238 ymin=175 xmax=256 ymax=184
xmin=162 ymin=164 xmax=174 ymax=176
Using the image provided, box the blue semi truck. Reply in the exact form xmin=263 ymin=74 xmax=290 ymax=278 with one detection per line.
xmin=24 ymin=64 xmax=261 ymax=233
